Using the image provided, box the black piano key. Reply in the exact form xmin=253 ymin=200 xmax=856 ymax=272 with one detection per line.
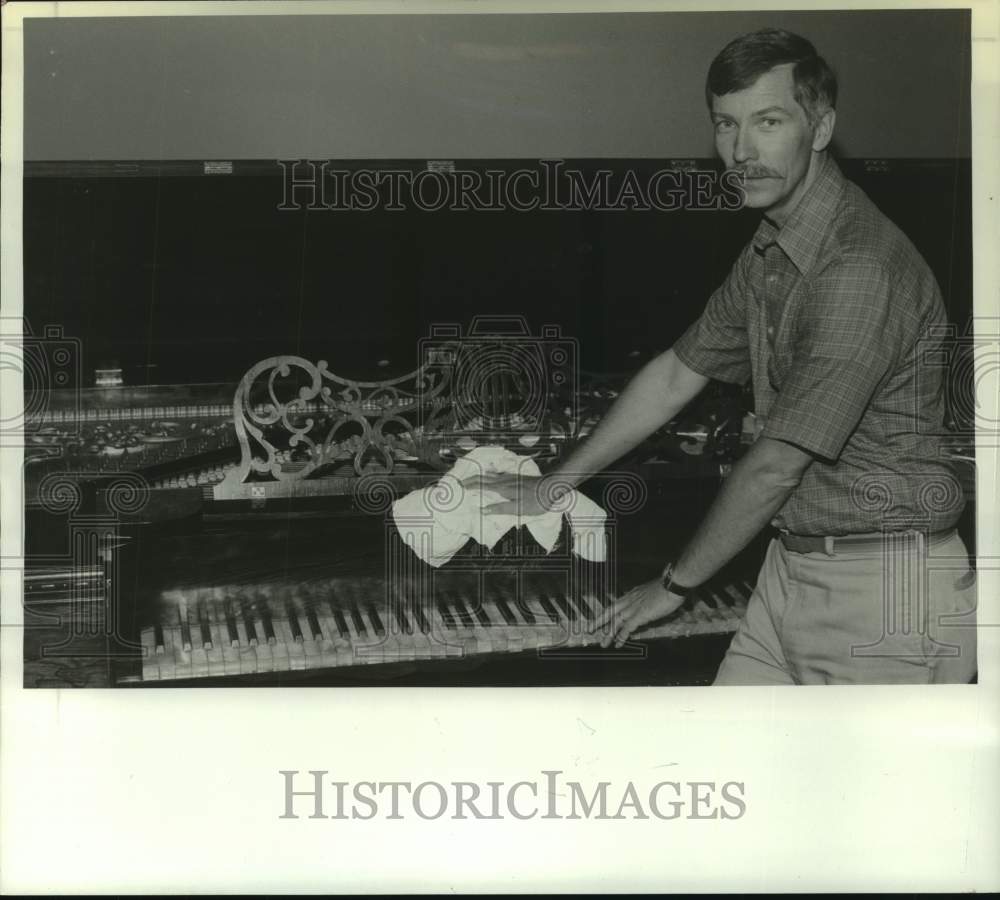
xmin=305 ymin=607 xmax=323 ymax=641
xmin=473 ymin=603 xmax=492 ymax=627
xmin=286 ymin=603 xmax=304 ymax=643
xmin=153 ymin=622 xmax=165 ymax=653
xmin=571 ymin=592 xmax=595 ymax=620
xmin=349 ymin=605 xmax=369 ymax=637
xmin=690 ymin=585 xmax=712 ymax=607
xmin=366 ymin=604 xmax=386 ymax=637
xmin=727 ymin=581 xmax=752 ymax=608
xmin=261 ymin=609 xmax=277 ymax=645
xmin=393 ymin=601 xmax=413 ymax=635
xmin=242 ymin=606 xmax=259 ymax=646
xmin=493 ymin=596 xmax=519 ymax=626
xmin=224 ymin=602 xmax=240 ymax=647
xmin=451 ymin=596 xmax=476 ymax=628
xmin=325 ymin=593 xmax=349 ymax=638
xmin=179 ymin=607 xmax=193 ymax=651
xmin=437 ymin=600 xmax=458 ymax=630
xmin=717 ymin=586 xmax=740 ymax=614
xmin=411 ymin=603 xmax=431 ymax=634
xmin=537 ymin=592 xmax=563 ymax=623
xmin=332 ymin=608 xmax=350 ymax=639
xmin=689 ymin=587 xmax=719 ymax=621
xmin=199 ymin=615 xmax=213 ymax=649
xmin=515 ymin=597 xmax=537 ymax=626
xmin=559 ymin=592 xmax=580 ymax=621
xmin=708 ymin=583 xmax=732 ymax=610
xmin=192 ymin=595 xmax=213 ymax=649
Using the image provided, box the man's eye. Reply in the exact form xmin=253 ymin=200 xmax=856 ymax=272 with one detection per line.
xmin=760 ymin=118 xmax=781 ymax=129
xmin=714 ymin=120 xmax=735 ymax=133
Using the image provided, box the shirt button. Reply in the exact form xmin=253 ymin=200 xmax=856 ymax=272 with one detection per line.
xmin=767 ymin=326 xmax=775 ymax=338
xmin=767 ymin=274 xmax=778 ymax=286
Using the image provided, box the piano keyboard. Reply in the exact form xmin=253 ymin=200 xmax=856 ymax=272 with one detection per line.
xmin=127 ymin=575 xmax=753 ymax=683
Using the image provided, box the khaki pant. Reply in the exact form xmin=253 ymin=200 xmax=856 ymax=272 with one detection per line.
xmin=714 ymin=532 xmax=978 ymax=685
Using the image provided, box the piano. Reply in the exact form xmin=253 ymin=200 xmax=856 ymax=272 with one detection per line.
xmin=118 ymin=515 xmax=760 ymax=687
xmin=23 ymin=320 xmax=761 ymax=688
xmin=19 ymin=158 xmax=975 ymax=687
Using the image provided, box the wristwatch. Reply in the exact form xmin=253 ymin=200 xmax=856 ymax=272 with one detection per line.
xmin=660 ymin=561 xmax=698 ymax=597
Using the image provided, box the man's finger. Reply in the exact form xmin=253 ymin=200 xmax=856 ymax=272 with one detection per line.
xmin=589 ymin=592 xmax=632 ymax=635
xmin=594 ymin=592 xmax=640 ymax=645
xmin=590 ymin=604 xmax=617 ymax=639
xmin=612 ymin=605 xmax=642 ymax=648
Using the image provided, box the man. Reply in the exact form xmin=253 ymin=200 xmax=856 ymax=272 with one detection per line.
xmin=484 ymin=28 xmax=977 ymax=684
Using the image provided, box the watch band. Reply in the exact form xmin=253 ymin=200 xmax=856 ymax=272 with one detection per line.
xmin=660 ymin=561 xmax=698 ymax=597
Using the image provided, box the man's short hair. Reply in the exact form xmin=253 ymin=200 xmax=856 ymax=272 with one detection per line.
xmin=706 ymin=28 xmax=837 ymax=126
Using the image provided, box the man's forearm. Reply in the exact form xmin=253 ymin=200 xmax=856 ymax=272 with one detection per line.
xmin=552 ymin=349 xmax=710 ymax=488
xmin=670 ymin=443 xmax=807 ymax=587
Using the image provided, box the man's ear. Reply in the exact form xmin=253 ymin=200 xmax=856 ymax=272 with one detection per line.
xmin=812 ymin=107 xmax=836 ymax=152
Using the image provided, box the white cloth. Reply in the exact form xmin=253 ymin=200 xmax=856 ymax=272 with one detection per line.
xmin=391 ymin=446 xmax=607 ymax=567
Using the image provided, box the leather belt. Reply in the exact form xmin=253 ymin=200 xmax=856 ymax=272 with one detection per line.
xmin=779 ymin=529 xmax=956 ymax=556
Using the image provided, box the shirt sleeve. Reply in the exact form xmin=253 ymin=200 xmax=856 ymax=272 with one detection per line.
xmin=762 ymin=259 xmax=896 ymax=462
xmin=672 ymin=247 xmax=752 ymax=385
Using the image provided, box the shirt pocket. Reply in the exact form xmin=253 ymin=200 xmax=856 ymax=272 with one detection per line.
xmin=766 ymin=285 xmax=804 ymax=389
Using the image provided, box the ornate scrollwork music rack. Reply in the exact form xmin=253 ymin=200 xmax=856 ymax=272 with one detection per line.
xmin=212 ymin=320 xmax=613 ymax=504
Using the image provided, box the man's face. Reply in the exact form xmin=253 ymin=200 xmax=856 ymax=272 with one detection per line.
xmin=710 ymin=64 xmax=827 ymax=224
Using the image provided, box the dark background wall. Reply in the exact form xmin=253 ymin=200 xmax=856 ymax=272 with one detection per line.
xmin=25 ymin=10 xmax=970 ymax=160
xmin=23 ymin=160 xmax=972 ymax=386
xmin=21 ymin=10 xmax=972 ymax=387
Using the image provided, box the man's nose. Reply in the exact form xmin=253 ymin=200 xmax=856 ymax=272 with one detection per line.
xmin=732 ymin=126 xmax=756 ymax=164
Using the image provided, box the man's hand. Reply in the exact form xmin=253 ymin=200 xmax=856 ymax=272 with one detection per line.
xmin=464 ymin=472 xmax=574 ymax=517
xmin=590 ymin=577 xmax=686 ymax=648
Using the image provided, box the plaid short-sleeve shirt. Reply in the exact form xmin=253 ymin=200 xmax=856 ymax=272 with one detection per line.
xmin=673 ymin=154 xmax=964 ymax=535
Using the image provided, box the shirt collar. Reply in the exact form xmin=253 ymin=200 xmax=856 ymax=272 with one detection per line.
xmin=751 ymin=153 xmax=846 ymax=274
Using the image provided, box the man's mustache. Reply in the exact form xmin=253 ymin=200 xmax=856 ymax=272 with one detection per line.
xmin=731 ymin=168 xmax=782 ymax=179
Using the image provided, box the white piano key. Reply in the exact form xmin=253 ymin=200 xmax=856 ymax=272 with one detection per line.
xmin=300 ymin=631 xmax=323 ymax=669
xmin=314 ymin=610 xmax=348 ymax=663
xmin=189 ymin=642 xmax=210 ymax=678
xmin=269 ymin=632 xmax=291 ymax=671
xmin=203 ymin=614 xmax=226 ymax=678
xmin=424 ymin=601 xmax=465 ymax=658
xmin=140 ymin=628 xmax=160 ymax=681
xmin=473 ymin=600 xmax=503 ymax=651
xmin=181 ymin=596 xmax=207 ymax=675
xmin=234 ymin=619 xmax=259 ymax=675
xmin=393 ymin=621 xmax=430 ymax=661
xmin=216 ymin=615 xmax=241 ymax=676
xmin=370 ymin=605 xmax=405 ymax=661
xmin=521 ymin=595 xmax=568 ymax=650
xmin=285 ymin=607 xmax=310 ymax=671
xmin=493 ymin=587 xmax=538 ymax=651
xmin=165 ymin=624 xmax=191 ymax=681
xmin=272 ymin=615 xmax=301 ymax=671
xmin=324 ymin=605 xmax=358 ymax=666
xmin=359 ymin=603 xmax=387 ymax=653
xmin=315 ymin=632 xmax=342 ymax=670
xmin=251 ymin=608 xmax=275 ymax=671
xmin=349 ymin=605 xmax=379 ymax=655
xmin=445 ymin=597 xmax=483 ymax=657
